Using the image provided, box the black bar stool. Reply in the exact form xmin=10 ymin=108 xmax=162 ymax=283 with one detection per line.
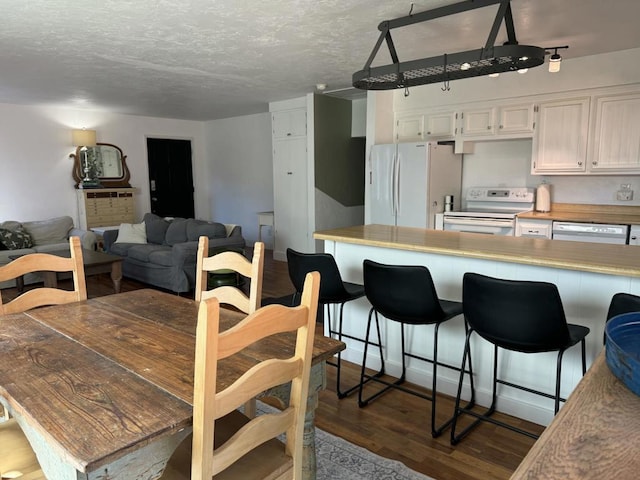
xmin=286 ymin=248 xmax=379 ymax=398
xmin=360 ymin=260 xmax=475 ymax=438
xmin=451 ymin=272 xmax=590 ymax=445
xmin=606 ymin=292 xmax=640 ymax=342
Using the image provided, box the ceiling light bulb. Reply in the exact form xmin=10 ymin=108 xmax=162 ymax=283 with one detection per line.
xmin=488 ymin=73 xmax=500 ymax=78
xmin=316 ymin=83 xmax=327 ymax=91
xmin=460 ymin=62 xmax=471 ymax=71
xmin=517 ymin=68 xmax=528 ymax=74
xmin=548 ymin=53 xmax=562 ymax=73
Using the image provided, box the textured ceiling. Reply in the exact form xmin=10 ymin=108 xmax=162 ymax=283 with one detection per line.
xmin=1 ymin=0 xmax=639 ymax=121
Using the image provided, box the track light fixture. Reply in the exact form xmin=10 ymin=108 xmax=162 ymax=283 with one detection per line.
xmin=352 ymin=0 xmax=548 ymax=90
xmin=546 ymin=46 xmax=569 ymax=73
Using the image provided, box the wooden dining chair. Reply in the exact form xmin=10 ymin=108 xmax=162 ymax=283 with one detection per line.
xmin=161 ymin=271 xmax=320 ymax=480
xmin=195 ymin=237 xmax=264 ymax=314
xmin=0 ymin=236 xmax=87 ymax=315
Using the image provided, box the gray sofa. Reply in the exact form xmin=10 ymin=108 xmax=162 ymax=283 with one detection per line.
xmin=103 ymin=213 xmax=246 ymax=293
xmin=0 ymin=216 xmax=97 ymax=289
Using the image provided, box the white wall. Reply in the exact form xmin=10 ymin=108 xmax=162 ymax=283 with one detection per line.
xmin=0 ymin=103 xmax=208 ymax=226
xmin=205 ymin=113 xmax=273 ymax=246
xmin=383 ymin=48 xmax=640 ymax=206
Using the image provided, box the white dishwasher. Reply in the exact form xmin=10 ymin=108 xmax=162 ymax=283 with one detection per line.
xmin=552 ymin=222 xmax=629 ymax=244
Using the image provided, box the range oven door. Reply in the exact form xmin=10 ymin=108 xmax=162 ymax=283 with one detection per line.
xmin=443 ymin=217 xmax=515 ymax=236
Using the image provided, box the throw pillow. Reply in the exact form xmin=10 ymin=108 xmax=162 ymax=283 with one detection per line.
xmin=186 ymin=220 xmax=227 ymax=241
xmin=0 ymin=226 xmax=34 ymax=249
xmin=115 ymin=222 xmax=147 ymax=244
xmin=143 ymin=213 xmax=170 ymax=245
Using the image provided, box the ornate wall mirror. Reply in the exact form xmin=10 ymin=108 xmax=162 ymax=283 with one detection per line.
xmin=71 ymin=143 xmax=131 ymax=188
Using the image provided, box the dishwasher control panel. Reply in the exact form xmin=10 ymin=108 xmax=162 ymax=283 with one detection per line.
xmin=552 ymin=222 xmax=629 ymax=244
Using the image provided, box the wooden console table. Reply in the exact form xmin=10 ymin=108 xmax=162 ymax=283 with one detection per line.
xmin=511 ymin=351 xmax=640 ymax=479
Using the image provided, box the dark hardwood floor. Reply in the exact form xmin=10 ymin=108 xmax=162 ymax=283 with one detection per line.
xmin=1 ymin=249 xmax=544 ymax=480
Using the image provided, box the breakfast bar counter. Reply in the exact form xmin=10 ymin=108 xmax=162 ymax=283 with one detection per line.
xmin=314 ymin=224 xmax=640 ymax=426
xmin=314 ymin=224 xmax=640 ymax=277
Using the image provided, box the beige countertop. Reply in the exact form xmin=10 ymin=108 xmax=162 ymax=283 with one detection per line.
xmin=314 ymin=224 xmax=640 ymax=278
xmin=517 ymin=203 xmax=640 ymax=224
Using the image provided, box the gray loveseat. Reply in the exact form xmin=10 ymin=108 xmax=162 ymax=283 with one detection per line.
xmin=103 ymin=213 xmax=246 ymax=293
xmin=0 ymin=215 xmax=97 ymax=289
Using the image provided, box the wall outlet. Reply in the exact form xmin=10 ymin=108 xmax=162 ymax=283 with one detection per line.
xmin=617 ymin=189 xmax=634 ymax=201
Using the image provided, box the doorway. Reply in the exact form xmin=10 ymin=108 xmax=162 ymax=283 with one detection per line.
xmin=147 ymin=138 xmax=195 ymax=218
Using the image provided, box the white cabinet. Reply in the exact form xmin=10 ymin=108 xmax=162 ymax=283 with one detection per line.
xmin=424 ymin=110 xmax=457 ymax=138
xmin=630 ymin=226 xmax=640 ymax=246
xmin=531 ymin=97 xmax=590 ymax=174
xmin=395 ymin=114 xmax=424 ymax=142
xmin=589 ymin=92 xmax=640 ymax=173
xmin=460 ymin=108 xmax=495 ymax=136
xmin=272 ymin=118 xmax=309 ymax=261
xmin=272 ymin=109 xmax=307 ymax=138
xmin=515 ymin=218 xmax=552 ymax=239
xmin=498 ymin=103 xmax=535 ymax=135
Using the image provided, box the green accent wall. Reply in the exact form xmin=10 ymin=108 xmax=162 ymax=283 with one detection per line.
xmin=314 ymin=94 xmax=365 ymax=207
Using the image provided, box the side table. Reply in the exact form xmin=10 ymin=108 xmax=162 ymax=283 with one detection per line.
xmin=257 ymin=211 xmax=274 ymax=244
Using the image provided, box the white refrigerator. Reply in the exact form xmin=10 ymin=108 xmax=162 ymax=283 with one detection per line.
xmin=366 ymin=142 xmax=462 ymax=229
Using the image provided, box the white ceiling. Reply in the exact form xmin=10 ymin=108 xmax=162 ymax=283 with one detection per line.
xmin=2 ymin=0 xmax=640 ymax=121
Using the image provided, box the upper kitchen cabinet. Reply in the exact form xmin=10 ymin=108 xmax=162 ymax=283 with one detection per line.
xmin=395 ymin=113 xmax=424 ymax=142
xmin=498 ymin=103 xmax=535 ymax=135
xmin=395 ymin=110 xmax=456 ymax=142
xmin=588 ymin=92 xmax=640 ymax=173
xmin=531 ymin=97 xmax=590 ymax=174
xmin=460 ymin=107 xmax=495 ymax=136
xmin=424 ymin=110 xmax=457 ymax=138
xmin=272 ymin=109 xmax=307 ymax=138
xmin=460 ymin=104 xmax=534 ymax=138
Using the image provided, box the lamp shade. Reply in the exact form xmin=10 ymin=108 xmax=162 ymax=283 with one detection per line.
xmin=72 ymin=129 xmax=97 ymax=147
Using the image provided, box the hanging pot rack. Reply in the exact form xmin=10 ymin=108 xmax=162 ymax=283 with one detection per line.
xmin=352 ymin=0 xmax=546 ymax=90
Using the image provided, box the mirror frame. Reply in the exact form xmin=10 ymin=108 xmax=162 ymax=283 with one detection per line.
xmin=70 ymin=142 xmax=131 ymax=188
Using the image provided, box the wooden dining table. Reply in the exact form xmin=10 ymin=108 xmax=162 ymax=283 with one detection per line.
xmin=0 ymin=289 xmax=345 ymax=480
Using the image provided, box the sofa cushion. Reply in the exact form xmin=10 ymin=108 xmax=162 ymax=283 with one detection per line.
xmin=0 ymin=226 xmax=33 ymax=249
xmin=127 ymin=244 xmax=171 ymax=263
xmin=22 ymin=216 xmax=73 ymax=246
xmin=186 ymin=219 xmax=227 ymax=241
xmin=115 ymin=222 xmax=147 ymax=244
xmin=165 ymin=218 xmax=189 ymax=246
xmin=109 ymin=242 xmax=137 ymax=257
xmin=143 ymin=213 xmax=170 ymax=245
xmin=147 ymin=249 xmax=174 ymax=267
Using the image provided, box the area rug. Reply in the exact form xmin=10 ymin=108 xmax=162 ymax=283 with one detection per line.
xmin=257 ymin=402 xmax=434 ymax=480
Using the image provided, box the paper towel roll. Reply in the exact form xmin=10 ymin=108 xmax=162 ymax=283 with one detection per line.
xmin=536 ymin=184 xmax=551 ymax=212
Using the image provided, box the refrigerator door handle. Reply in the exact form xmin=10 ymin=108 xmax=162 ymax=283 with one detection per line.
xmin=394 ymin=154 xmax=401 ymax=216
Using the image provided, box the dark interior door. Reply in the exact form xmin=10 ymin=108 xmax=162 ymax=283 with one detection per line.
xmin=147 ymin=138 xmax=195 ymax=218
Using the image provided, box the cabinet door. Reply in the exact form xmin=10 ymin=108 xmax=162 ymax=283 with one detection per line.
xmin=424 ymin=111 xmax=456 ymax=138
xmin=461 ymin=108 xmax=495 ymax=136
xmin=272 ymin=109 xmax=307 ymax=138
xmin=532 ymin=98 xmax=590 ymax=174
xmin=273 ymin=137 xmax=308 ymax=258
xmin=395 ymin=114 xmax=424 ymax=142
xmin=498 ymin=104 xmax=535 ymax=134
xmin=515 ymin=219 xmax=552 ymax=239
xmin=589 ymin=93 xmax=640 ymax=172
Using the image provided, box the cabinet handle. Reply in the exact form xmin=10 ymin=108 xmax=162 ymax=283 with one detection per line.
xmin=632 ymin=236 xmax=637 ymax=240
xmin=287 ymin=132 xmax=291 ymax=136
xmin=287 ymin=171 xmax=293 ymax=175
xmin=577 ymin=161 xmax=583 ymax=166
xmin=487 ymin=126 xmax=492 ymax=130
xmin=427 ymin=131 xmax=431 ymax=135
xmin=592 ymin=161 xmax=598 ymax=166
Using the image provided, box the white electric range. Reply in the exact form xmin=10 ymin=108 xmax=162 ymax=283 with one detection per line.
xmin=438 ymin=187 xmax=535 ymax=236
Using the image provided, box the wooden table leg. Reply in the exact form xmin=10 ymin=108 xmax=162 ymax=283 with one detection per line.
xmin=111 ymin=260 xmax=123 ymax=294
xmin=43 ymin=272 xmax=57 ymax=288
xmin=15 ymin=275 xmax=24 ymax=293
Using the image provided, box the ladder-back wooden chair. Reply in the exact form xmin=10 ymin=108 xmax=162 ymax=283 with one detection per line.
xmin=195 ymin=238 xmax=264 ymax=314
xmin=0 ymin=236 xmax=87 ymax=315
xmin=162 ymin=271 xmax=320 ymax=480
xmin=0 ymin=235 xmax=86 ymax=478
